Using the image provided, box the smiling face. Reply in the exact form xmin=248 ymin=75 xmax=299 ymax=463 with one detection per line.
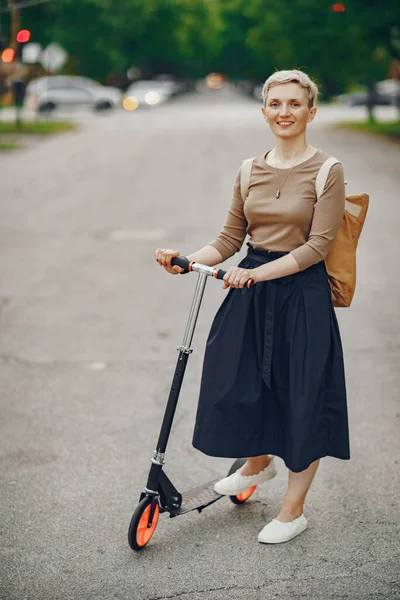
xmin=261 ymin=82 xmax=317 ymax=139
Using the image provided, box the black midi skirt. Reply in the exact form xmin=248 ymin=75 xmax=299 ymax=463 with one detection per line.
xmin=192 ymin=243 xmax=350 ymax=473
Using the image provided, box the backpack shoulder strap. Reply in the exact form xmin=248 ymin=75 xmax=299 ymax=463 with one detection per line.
xmin=240 ymin=157 xmax=256 ymax=202
xmin=315 ymin=156 xmax=341 ymax=199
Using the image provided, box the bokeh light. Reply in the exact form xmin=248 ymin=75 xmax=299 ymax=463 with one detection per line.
xmin=1 ymin=48 xmax=15 ymax=63
xmin=145 ymin=91 xmax=161 ymax=105
xmin=123 ymin=96 xmax=139 ymax=111
xmin=206 ymin=73 xmax=225 ymax=89
xmin=331 ymin=3 xmax=346 ymax=12
xmin=16 ymin=29 xmax=31 ymax=43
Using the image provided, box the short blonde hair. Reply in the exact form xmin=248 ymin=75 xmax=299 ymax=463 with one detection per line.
xmin=262 ymin=69 xmax=319 ymax=108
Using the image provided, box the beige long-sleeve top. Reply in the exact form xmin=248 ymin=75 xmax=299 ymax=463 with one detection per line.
xmin=208 ymin=149 xmax=346 ymax=271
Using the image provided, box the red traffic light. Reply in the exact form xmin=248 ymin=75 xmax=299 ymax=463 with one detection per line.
xmin=331 ymin=3 xmax=346 ymax=11
xmin=1 ymin=47 xmax=15 ymax=63
xmin=16 ymin=29 xmax=31 ymax=43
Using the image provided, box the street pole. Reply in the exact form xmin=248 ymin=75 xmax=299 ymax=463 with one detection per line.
xmin=9 ymin=0 xmax=20 ymax=42
xmin=8 ymin=0 xmax=22 ymax=129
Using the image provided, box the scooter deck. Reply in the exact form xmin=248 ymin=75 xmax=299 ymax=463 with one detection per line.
xmin=169 ymin=479 xmax=223 ymax=517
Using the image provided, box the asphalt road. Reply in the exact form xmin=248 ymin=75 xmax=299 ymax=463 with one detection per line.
xmin=1 ymin=86 xmax=399 ymax=600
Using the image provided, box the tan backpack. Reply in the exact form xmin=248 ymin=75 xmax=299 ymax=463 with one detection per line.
xmin=240 ymin=157 xmax=369 ymax=307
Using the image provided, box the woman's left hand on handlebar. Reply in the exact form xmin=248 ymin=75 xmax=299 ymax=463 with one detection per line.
xmin=222 ymin=267 xmax=256 ymax=289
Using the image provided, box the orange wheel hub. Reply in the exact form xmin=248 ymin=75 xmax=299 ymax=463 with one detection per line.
xmin=136 ymin=503 xmax=159 ymax=547
xmin=235 ymin=485 xmax=256 ymax=502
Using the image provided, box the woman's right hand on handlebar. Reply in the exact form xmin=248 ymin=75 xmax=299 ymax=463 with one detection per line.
xmin=155 ymin=248 xmax=184 ymax=274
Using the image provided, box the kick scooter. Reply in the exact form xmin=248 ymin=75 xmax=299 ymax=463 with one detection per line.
xmin=128 ymin=257 xmax=255 ymax=551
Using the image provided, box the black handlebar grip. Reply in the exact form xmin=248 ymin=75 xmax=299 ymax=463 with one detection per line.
xmin=213 ymin=268 xmax=227 ymax=280
xmin=171 ymin=256 xmax=190 ymax=273
xmin=214 ymin=268 xmax=254 ymax=288
xmin=170 ymin=259 xmax=255 ymax=288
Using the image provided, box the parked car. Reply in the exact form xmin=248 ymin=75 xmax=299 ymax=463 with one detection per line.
xmin=25 ymin=76 xmax=122 ymax=112
xmin=338 ymin=91 xmax=393 ymax=106
xmin=253 ymin=84 xmax=264 ymax=102
xmin=123 ymin=80 xmax=177 ymax=110
xmin=376 ymin=78 xmax=400 ymax=103
xmin=337 ymin=80 xmax=400 ymax=107
xmin=233 ymin=80 xmax=265 ymax=102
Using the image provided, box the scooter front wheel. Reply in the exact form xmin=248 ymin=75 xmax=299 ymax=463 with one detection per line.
xmin=227 ymin=458 xmax=257 ymax=505
xmin=128 ymin=496 xmax=160 ymax=551
xmin=230 ymin=485 xmax=257 ymax=504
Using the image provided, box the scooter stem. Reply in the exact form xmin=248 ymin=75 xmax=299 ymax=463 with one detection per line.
xmin=156 ymin=271 xmax=208 ymax=455
xmin=179 ymin=271 xmax=208 ymax=354
xmin=144 ymin=272 xmax=209 ymax=498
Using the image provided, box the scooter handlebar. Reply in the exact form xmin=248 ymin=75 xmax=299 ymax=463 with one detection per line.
xmin=171 ymin=257 xmax=254 ymax=288
xmin=171 ymin=256 xmax=194 ymax=274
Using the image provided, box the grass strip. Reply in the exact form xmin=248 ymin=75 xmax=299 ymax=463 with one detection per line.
xmin=0 ymin=140 xmax=19 ymax=150
xmin=0 ymin=121 xmax=76 ymax=135
xmin=340 ymin=120 xmax=400 ymax=142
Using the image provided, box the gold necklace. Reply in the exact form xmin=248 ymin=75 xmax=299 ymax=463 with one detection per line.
xmin=272 ymin=145 xmax=308 ymax=199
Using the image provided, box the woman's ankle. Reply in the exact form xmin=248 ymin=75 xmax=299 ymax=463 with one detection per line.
xmin=275 ymin=502 xmax=304 ymax=523
xmin=240 ymin=454 xmax=272 ymax=476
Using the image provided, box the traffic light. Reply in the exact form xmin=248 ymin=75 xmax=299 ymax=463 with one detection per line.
xmin=1 ymin=48 xmax=15 ymax=63
xmin=0 ymin=29 xmax=32 ymax=63
xmin=16 ymin=29 xmax=31 ymax=61
xmin=16 ymin=29 xmax=31 ymax=43
xmin=331 ymin=3 xmax=346 ymax=11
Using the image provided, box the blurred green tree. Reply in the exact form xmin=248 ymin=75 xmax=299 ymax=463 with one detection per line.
xmin=16 ymin=0 xmax=398 ymax=94
xmin=100 ymin=0 xmax=222 ymax=78
xmin=348 ymin=0 xmax=400 ymax=60
xmin=214 ymin=0 xmax=394 ymax=98
xmin=20 ymin=0 xmax=221 ymax=82
xmin=19 ymin=0 xmax=117 ymax=80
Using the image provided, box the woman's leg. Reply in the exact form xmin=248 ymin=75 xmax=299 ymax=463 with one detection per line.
xmin=240 ymin=454 xmax=272 ymax=476
xmin=275 ymin=459 xmax=320 ymax=522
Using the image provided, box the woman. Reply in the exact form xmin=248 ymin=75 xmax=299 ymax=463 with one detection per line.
xmin=155 ymin=69 xmax=350 ymax=544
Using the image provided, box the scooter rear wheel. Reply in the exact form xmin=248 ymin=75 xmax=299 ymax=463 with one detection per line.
xmin=227 ymin=458 xmax=257 ymax=505
xmin=128 ymin=496 xmax=160 ymax=551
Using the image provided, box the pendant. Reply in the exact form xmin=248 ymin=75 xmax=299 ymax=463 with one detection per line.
xmin=275 ymin=190 xmax=280 ymax=199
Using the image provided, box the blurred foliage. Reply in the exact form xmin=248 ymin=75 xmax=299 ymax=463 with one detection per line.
xmin=16 ymin=0 xmax=222 ymax=81
xmin=11 ymin=0 xmax=400 ymax=95
xmin=214 ymin=0 xmax=398 ymax=97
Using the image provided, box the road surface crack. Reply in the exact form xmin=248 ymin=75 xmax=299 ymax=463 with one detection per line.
xmin=147 ymin=582 xmax=291 ymax=600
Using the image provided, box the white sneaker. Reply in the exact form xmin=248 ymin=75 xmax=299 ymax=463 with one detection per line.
xmin=257 ymin=514 xmax=308 ymax=544
xmin=213 ymin=456 xmax=277 ymax=495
